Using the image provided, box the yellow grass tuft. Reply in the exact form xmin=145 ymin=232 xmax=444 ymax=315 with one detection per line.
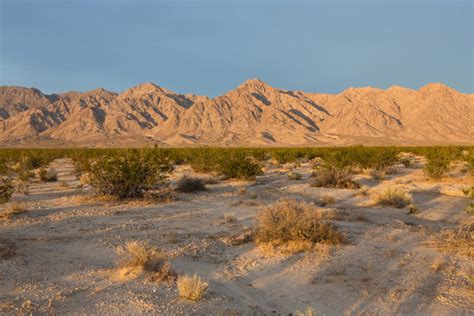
xmin=114 ymin=241 xmax=175 ymax=282
xmin=177 ymin=273 xmax=209 ymax=301
xmin=372 ymin=187 xmax=413 ymax=208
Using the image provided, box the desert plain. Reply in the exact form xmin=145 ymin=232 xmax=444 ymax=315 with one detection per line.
xmin=0 ymin=151 xmax=473 ymax=315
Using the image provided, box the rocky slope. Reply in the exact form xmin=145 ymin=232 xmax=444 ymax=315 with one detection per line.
xmin=0 ymin=79 xmax=472 ymax=147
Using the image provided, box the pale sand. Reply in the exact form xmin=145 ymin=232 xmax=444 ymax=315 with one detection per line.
xmin=0 ymin=158 xmax=472 ymax=315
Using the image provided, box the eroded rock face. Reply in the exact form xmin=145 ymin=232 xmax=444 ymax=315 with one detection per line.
xmin=0 ymin=80 xmax=473 ymax=146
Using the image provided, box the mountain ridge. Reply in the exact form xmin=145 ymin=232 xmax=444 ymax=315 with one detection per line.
xmin=0 ymin=80 xmax=472 ymax=147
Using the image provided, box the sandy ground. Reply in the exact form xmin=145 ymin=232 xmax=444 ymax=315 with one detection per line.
xmin=0 ymin=158 xmax=473 ymax=315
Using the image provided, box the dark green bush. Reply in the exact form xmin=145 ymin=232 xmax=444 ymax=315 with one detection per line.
xmin=85 ymin=149 xmax=170 ymax=199
xmin=217 ymin=153 xmax=263 ymax=180
xmin=423 ymin=149 xmax=454 ymax=180
xmin=176 ymin=176 xmax=207 ymax=193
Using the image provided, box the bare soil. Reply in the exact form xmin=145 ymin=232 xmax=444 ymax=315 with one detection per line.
xmin=1 ymin=158 xmax=473 ymax=315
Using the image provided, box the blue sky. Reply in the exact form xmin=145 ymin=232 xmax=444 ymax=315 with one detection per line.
xmin=0 ymin=0 xmax=472 ymax=95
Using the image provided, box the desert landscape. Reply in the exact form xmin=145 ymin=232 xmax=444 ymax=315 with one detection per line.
xmin=0 ymin=147 xmax=473 ymax=315
xmin=1 ymin=0 xmax=473 ymax=314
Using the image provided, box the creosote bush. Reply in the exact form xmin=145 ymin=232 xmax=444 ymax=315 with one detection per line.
xmin=177 ymin=273 xmax=209 ymax=301
xmin=254 ymin=199 xmax=346 ymax=250
xmin=424 ymin=157 xmax=450 ymax=180
xmin=85 ymin=150 xmax=170 ymax=199
xmin=311 ymin=167 xmax=359 ymax=189
xmin=217 ymin=153 xmax=263 ymax=180
xmin=0 ymin=177 xmax=14 ymax=204
xmin=373 ymin=187 xmax=413 ymax=208
xmin=176 ymin=176 xmax=207 ymax=193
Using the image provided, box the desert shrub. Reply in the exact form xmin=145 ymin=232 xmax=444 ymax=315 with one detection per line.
xmin=311 ymin=167 xmax=359 ymax=189
xmin=116 ymin=241 xmax=160 ymax=270
xmin=38 ymin=168 xmax=58 ymax=182
xmin=436 ymin=220 xmax=473 ymax=257
xmin=370 ymin=168 xmax=386 ymax=180
xmin=287 ymin=171 xmax=302 ymax=180
xmin=0 ymin=177 xmax=14 ymax=204
xmin=271 ymin=149 xmax=305 ymax=164
xmin=116 ymin=241 xmax=175 ymax=283
xmin=373 ymin=187 xmax=413 ymax=208
xmin=424 ymin=157 xmax=450 ymax=180
xmin=254 ymin=199 xmax=346 ymax=247
xmin=423 ymin=148 xmax=458 ymax=180
xmin=317 ymin=194 xmax=336 ymax=206
xmin=465 ymin=154 xmax=474 ymax=175
xmin=399 ymin=156 xmax=414 ymax=168
xmin=85 ymin=149 xmax=170 ymax=199
xmin=177 ymin=273 xmax=209 ymax=301
xmin=217 ymin=153 xmax=262 ymax=180
xmin=176 ymin=176 xmax=206 ymax=193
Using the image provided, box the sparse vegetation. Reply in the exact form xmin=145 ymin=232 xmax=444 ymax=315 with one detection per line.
xmin=84 ymin=149 xmax=170 ymax=199
xmin=0 ymin=177 xmax=14 ymax=204
xmin=373 ymin=187 xmax=413 ymax=208
xmin=295 ymin=306 xmax=316 ymax=316
xmin=311 ymin=167 xmax=359 ymax=189
xmin=176 ymin=176 xmax=207 ymax=193
xmin=287 ymin=171 xmax=302 ymax=180
xmin=0 ymin=201 xmax=27 ymax=221
xmin=115 ymin=241 xmax=175 ymax=283
xmin=317 ymin=195 xmax=335 ymax=206
xmin=177 ymin=273 xmax=209 ymax=301
xmin=254 ymin=199 xmax=346 ymax=251
xmin=39 ymin=168 xmax=58 ymax=182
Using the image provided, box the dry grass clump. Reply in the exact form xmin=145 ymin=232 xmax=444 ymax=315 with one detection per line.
xmin=177 ymin=273 xmax=209 ymax=301
xmin=295 ymin=306 xmax=316 ymax=316
xmin=370 ymin=168 xmax=386 ymax=180
xmin=287 ymin=171 xmax=302 ymax=180
xmin=0 ymin=201 xmax=27 ymax=221
xmin=372 ymin=187 xmax=413 ymax=208
xmin=176 ymin=176 xmax=207 ymax=193
xmin=115 ymin=241 xmax=175 ymax=283
xmin=38 ymin=168 xmax=58 ymax=182
xmin=435 ymin=220 xmax=473 ymax=258
xmin=254 ymin=199 xmax=346 ymax=252
xmin=311 ymin=168 xmax=359 ymax=189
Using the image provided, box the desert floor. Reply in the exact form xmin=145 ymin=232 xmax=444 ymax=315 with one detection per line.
xmin=1 ymin=158 xmax=473 ymax=315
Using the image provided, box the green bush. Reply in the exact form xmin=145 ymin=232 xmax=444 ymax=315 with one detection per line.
xmin=217 ymin=152 xmax=262 ymax=180
xmin=176 ymin=176 xmax=206 ymax=193
xmin=424 ymin=157 xmax=450 ymax=180
xmin=85 ymin=149 xmax=170 ymax=199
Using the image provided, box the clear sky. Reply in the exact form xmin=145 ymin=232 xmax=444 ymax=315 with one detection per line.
xmin=0 ymin=0 xmax=472 ymax=95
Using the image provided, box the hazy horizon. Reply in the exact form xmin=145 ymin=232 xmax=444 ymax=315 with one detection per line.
xmin=1 ymin=0 xmax=473 ymax=96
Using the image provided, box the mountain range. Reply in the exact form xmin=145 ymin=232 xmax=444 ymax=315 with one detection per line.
xmin=0 ymin=79 xmax=473 ymax=147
